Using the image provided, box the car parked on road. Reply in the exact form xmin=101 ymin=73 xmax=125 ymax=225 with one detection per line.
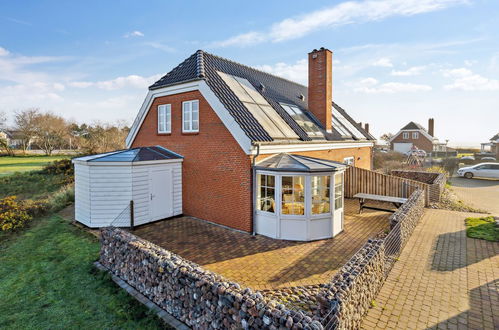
xmin=457 ymin=163 xmax=499 ymax=179
xmin=481 ymin=156 xmax=497 ymax=161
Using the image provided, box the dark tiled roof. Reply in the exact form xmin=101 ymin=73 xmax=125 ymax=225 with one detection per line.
xmin=150 ymin=50 xmax=374 ymax=142
xmin=401 ymin=121 xmax=426 ymax=131
xmin=490 ymin=133 xmax=499 ymax=141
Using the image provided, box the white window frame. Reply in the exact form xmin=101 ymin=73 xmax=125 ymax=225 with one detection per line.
xmin=157 ymin=104 xmax=171 ymax=134
xmin=343 ymin=157 xmax=354 ymax=166
xmin=182 ymin=100 xmax=199 ymax=133
xmin=403 ymin=132 xmax=409 ymax=139
xmin=412 ymin=132 xmax=419 ymax=139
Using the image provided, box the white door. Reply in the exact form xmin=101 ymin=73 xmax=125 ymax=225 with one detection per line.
xmin=393 ymin=142 xmax=413 ymax=154
xmin=333 ymin=172 xmax=344 ymax=236
xmin=149 ymin=168 xmax=173 ymax=221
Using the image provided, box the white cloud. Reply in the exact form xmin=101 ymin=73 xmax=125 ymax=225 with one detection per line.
xmin=69 ymin=74 xmax=162 ymax=90
xmin=391 ymin=66 xmax=426 ymax=76
xmin=255 ymin=59 xmax=308 ymax=84
xmin=211 ymin=0 xmax=469 ymax=47
xmin=124 ymin=31 xmax=144 ymax=38
xmin=143 ymin=42 xmax=175 ymax=53
xmin=354 ymin=78 xmax=432 ymax=93
xmin=372 ymin=57 xmax=393 ymax=67
xmin=443 ymin=67 xmax=499 ymax=91
xmin=0 ymin=47 xmax=9 ymax=56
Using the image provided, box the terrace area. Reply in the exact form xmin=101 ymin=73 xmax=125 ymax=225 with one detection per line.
xmin=132 ymin=198 xmax=391 ymax=291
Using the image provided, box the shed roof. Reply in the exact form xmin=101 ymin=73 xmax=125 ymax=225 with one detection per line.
xmin=254 ymin=153 xmax=346 ymax=172
xmin=74 ymin=146 xmax=183 ymax=163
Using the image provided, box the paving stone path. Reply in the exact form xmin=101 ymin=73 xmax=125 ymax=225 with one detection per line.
xmin=361 ymin=208 xmax=499 ymax=329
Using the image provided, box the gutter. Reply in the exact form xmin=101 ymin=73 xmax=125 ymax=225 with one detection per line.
xmin=251 ymin=143 xmax=261 ymax=236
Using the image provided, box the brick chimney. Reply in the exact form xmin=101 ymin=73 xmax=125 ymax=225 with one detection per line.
xmin=364 ymin=123 xmax=370 ymax=134
xmin=308 ymin=48 xmax=332 ymax=132
xmin=428 ymin=118 xmax=434 ymax=137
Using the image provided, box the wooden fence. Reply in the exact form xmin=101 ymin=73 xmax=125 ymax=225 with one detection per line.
xmin=345 ymin=166 xmax=430 ymax=206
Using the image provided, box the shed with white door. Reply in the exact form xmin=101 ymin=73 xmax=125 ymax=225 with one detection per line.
xmin=72 ymin=146 xmax=183 ymax=228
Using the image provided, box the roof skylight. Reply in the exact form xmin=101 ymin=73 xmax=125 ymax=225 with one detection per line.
xmin=218 ymin=71 xmax=298 ymax=140
xmin=280 ymin=103 xmax=324 ymax=138
xmin=332 ymin=108 xmax=366 ymax=139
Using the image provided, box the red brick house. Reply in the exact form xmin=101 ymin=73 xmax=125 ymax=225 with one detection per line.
xmin=389 ymin=119 xmax=448 ymax=154
xmin=126 ymin=48 xmax=375 ymax=241
xmin=480 ymin=132 xmax=499 ymax=158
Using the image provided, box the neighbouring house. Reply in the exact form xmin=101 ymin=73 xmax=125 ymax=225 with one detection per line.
xmin=389 ymin=118 xmax=450 ymax=154
xmin=480 ymin=132 xmax=499 ymax=158
xmin=0 ymin=129 xmax=26 ymax=149
xmin=74 ymin=47 xmax=376 ymax=241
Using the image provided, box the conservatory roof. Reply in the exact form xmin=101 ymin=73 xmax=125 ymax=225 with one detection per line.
xmin=254 ymin=153 xmax=347 ymax=173
xmin=74 ymin=146 xmax=183 ymax=163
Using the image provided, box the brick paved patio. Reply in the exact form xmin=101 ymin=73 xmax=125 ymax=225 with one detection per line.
xmin=361 ymin=209 xmax=499 ymax=330
xmin=133 ymin=198 xmax=391 ymax=290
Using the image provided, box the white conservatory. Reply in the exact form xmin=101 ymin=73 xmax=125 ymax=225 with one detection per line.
xmin=254 ymin=153 xmax=346 ymax=241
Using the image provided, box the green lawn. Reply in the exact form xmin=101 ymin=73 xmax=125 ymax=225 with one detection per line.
xmin=465 ymin=216 xmax=499 ymax=242
xmin=0 ymin=215 xmax=167 ymax=330
xmin=0 ymin=155 xmax=69 ymax=177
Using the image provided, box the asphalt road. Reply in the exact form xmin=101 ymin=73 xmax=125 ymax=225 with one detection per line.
xmin=450 ymin=176 xmax=499 ymax=216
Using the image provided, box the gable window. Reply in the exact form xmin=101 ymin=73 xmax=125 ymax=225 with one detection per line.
xmin=182 ymin=100 xmax=199 ymax=133
xmin=157 ymin=104 xmax=171 ymax=133
xmin=343 ymin=157 xmax=354 ymax=166
xmin=412 ymin=132 xmax=419 ymax=139
xmin=257 ymin=174 xmax=275 ymax=213
xmin=403 ymin=132 xmax=409 ymax=139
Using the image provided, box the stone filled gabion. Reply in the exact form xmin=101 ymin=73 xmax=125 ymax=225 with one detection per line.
xmin=100 ymin=228 xmax=323 ymax=329
xmin=316 ymin=189 xmax=426 ymax=330
xmin=391 ymin=170 xmax=446 ymax=203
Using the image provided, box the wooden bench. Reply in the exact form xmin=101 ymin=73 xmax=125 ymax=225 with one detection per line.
xmin=353 ymin=193 xmax=408 ymax=214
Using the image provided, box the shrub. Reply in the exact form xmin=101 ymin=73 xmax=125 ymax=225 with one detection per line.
xmin=465 ymin=216 xmax=499 ymax=242
xmin=41 ymin=159 xmax=74 ymax=184
xmin=0 ymin=196 xmax=32 ymax=231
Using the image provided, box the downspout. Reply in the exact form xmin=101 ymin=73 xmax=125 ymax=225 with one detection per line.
xmin=251 ymin=143 xmax=261 ymax=236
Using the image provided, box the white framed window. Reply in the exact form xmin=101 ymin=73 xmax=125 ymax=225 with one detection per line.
xmin=281 ymin=176 xmax=305 ymax=215
xmin=412 ymin=132 xmax=419 ymax=139
xmin=403 ymin=132 xmax=409 ymax=139
xmin=257 ymin=174 xmax=275 ymax=213
xmin=334 ymin=172 xmax=344 ymax=210
xmin=311 ymin=175 xmax=331 ymax=214
xmin=182 ymin=100 xmax=199 ymax=133
xmin=157 ymin=104 xmax=171 ymax=133
xmin=343 ymin=157 xmax=354 ymax=166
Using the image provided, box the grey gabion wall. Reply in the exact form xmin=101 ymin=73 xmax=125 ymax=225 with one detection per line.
xmin=391 ymin=170 xmax=446 ymax=203
xmin=316 ymin=189 xmax=426 ymax=330
xmin=100 ymin=228 xmax=323 ymax=330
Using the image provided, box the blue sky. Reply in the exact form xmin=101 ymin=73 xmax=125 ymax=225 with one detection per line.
xmin=1 ymin=0 xmax=498 ymax=146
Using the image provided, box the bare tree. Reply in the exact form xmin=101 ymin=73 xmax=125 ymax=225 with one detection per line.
xmin=380 ymin=133 xmax=394 ymax=143
xmin=77 ymin=121 xmax=129 ymax=154
xmin=14 ymin=108 xmax=40 ymax=154
xmin=34 ymin=112 xmax=68 ymax=155
xmin=0 ymin=111 xmax=6 ymax=130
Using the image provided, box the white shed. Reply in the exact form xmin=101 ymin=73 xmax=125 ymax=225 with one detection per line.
xmin=72 ymin=146 xmax=183 ymax=228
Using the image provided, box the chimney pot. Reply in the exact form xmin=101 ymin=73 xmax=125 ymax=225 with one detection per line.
xmin=308 ymin=48 xmax=333 ymax=132
xmin=428 ymin=118 xmax=435 ymax=137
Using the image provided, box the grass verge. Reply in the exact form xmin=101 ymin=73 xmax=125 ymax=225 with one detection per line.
xmin=0 ymin=155 xmax=68 ymax=177
xmin=465 ymin=216 xmax=499 ymax=242
xmin=0 ymin=215 xmax=168 ymax=329
xmin=0 ymin=171 xmax=68 ymax=200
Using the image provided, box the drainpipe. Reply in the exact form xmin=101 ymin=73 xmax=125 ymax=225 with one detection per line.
xmin=251 ymin=143 xmax=260 ymax=236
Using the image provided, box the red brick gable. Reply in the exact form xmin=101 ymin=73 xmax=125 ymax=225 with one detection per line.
xmin=132 ymin=90 xmax=253 ymax=232
xmin=390 ymin=130 xmax=433 ymax=152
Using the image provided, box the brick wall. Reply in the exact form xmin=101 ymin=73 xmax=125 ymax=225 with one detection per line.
xmin=255 ymin=146 xmax=373 ymax=170
xmin=131 ymin=90 xmax=253 ymax=232
xmin=390 ymin=131 xmax=433 ymax=152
